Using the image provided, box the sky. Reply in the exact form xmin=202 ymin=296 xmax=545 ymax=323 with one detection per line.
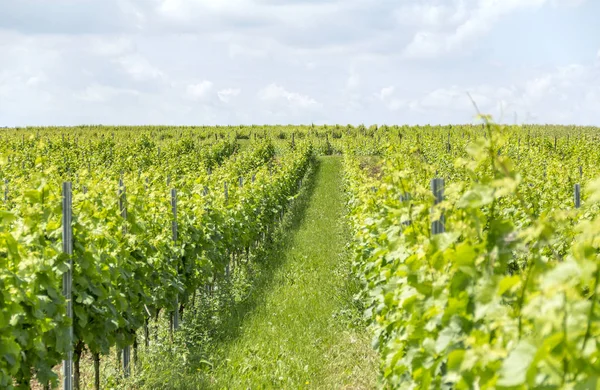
xmin=1 ymin=0 xmax=600 ymax=127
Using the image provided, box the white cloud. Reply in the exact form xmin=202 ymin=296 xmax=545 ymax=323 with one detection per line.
xmin=187 ymin=81 xmax=214 ymax=100
xmin=395 ymin=57 xmax=600 ymax=124
xmin=346 ymin=69 xmax=360 ymax=90
xmin=75 ymin=83 xmax=140 ymax=102
xmin=0 ymin=0 xmax=596 ymax=126
xmin=155 ymin=0 xmax=191 ymax=21
xmin=525 ymin=76 xmax=554 ymax=100
xmin=117 ymin=1 xmax=146 ymax=28
xmin=388 ymin=99 xmax=405 ymax=111
xmin=402 ymin=0 xmax=584 ymax=59
xmin=88 ymin=37 xmax=136 ymax=57
xmin=258 ymin=83 xmax=320 ymax=109
xmin=394 ymin=2 xmax=467 ymax=28
xmin=25 ymin=75 xmax=47 ymax=87
xmin=371 ymin=85 xmax=413 ymax=112
xmin=373 ymin=86 xmax=406 ymax=111
xmin=228 ymin=43 xmax=268 ymax=59
xmin=377 ymin=86 xmax=395 ymax=101
xmin=115 ymin=54 xmax=164 ymax=81
xmin=217 ymin=88 xmax=241 ymax=103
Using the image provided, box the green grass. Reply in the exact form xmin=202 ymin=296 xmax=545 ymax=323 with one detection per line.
xmin=116 ymin=156 xmax=378 ymax=389
xmin=207 ymin=156 xmax=378 ymax=389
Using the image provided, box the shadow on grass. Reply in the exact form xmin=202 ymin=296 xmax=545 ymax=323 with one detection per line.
xmin=209 ymin=156 xmax=321 ymax=345
xmin=127 ymin=158 xmax=323 ymax=389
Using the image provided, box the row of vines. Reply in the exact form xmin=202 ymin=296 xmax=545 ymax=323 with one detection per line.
xmin=345 ymin=121 xmax=600 ymax=388
xmin=0 ymin=126 xmax=314 ymax=389
xmin=3 ymin=122 xmax=600 ymax=388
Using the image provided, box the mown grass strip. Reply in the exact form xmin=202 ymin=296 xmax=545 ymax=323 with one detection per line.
xmin=208 ymin=156 xmax=378 ymax=389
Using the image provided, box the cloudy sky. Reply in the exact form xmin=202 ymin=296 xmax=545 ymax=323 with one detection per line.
xmin=1 ymin=0 xmax=599 ymax=126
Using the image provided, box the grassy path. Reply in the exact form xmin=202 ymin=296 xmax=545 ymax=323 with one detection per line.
xmin=208 ymin=156 xmax=378 ymax=389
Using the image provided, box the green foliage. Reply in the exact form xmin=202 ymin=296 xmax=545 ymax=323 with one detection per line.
xmin=3 ymin=123 xmax=600 ymax=387
xmin=0 ymin=127 xmax=312 ymax=388
xmin=345 ymin=122 xmax=600 ymax=388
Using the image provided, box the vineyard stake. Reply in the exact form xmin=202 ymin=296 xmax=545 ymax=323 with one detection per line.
xmin=171 ymin=189 xmax=179 ymax=331
xmin=226 ymin=250 xmax=231 ymax=279
xmin=431 ymin=178 xmax=445 ymax=234
xmin=118 ymin=179 xmax=131 ymax=378
xmin=62 ymin=182 xmax=73 ymax=390
xmin=400 ymin=193 xmax=412 ymax=227
xmin=575 ymin=184 xmax=581 ymax=209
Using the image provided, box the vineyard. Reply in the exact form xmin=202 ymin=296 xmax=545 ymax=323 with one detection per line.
xmin=345 ymin=122 xmax=600 ymax=388
xmin=2 ymin=123 xmax=600 ymax=389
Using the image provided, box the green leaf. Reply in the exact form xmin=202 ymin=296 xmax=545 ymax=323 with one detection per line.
xmin=457 ymin=185 xmax=494 ymax=209
xmin=498 ymin=275 xmax=521 ymax=295
xmin=447 ymin=349 xmax=464 ymax=372
xmin=497 ymin=342 xmax=537 ymax=387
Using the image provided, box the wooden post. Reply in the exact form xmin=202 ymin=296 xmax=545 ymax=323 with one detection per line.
xmin=575 ymin=184 xmax=581 ymax=209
